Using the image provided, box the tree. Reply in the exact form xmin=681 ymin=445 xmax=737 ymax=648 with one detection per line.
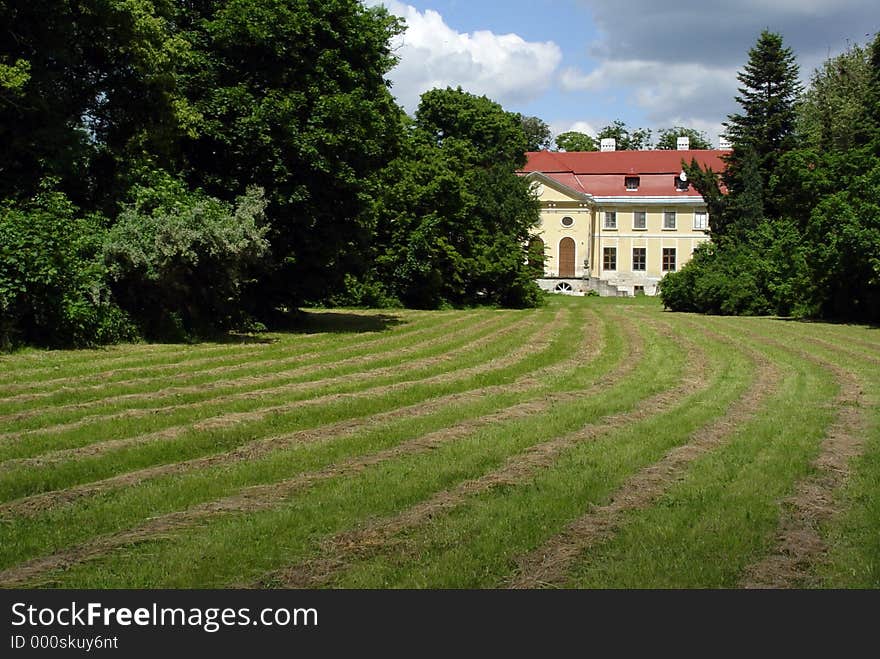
xmin=171 ymin=0 xmax=405 ymax=314
xmin=798 ymin=43 xmax=874 ymax=152
xmin=554 ymin=131 xmax=597 ymax=152
xmin=724 ymin=30 xmax=802 ymax=221
xmin=103 ymin=171 xmax=269 ymax=339
xmin=597 ymin=120 xmax=652 ymax=150
xmin=370 ymin=88 xmax=541 ymax=309
xmin=655 ymin=127 xmax=713 ymax=150
xmin=666 ymin=33 xmax=880 ymax=323
xmin=0 ymin=184 xmax=135 ymax=349
xmin=0 ymin=0 xmax=181 ymax=209
xmin=520 ymin=115 xmax=552 ymax=151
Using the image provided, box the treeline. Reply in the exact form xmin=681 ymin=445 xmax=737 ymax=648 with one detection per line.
xmin=661 ymin=31 xmax=880 ymax=323
xmin=0 ymin=1 xmax=540 ymax=348
xmin=522 ymin=118 xmax=714 ymax=152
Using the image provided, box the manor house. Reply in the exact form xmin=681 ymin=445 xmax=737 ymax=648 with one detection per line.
xmin=520 ymin=138 xmax=728 ymax=296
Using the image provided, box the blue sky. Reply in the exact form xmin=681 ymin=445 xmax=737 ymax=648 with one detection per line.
xmin=367 ymin=0 xmax=880 ymax=147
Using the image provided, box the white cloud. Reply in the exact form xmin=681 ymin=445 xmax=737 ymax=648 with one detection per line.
xmin=560 ymin=58 xmax=740 ymax=141
xmin=563 ymin=0 xmax=878 ymax=133
xmin=369 ymin=1 xmax=563 ymax=112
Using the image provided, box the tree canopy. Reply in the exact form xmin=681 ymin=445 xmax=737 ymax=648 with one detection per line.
xmin=520 ymin=115 xmax=552 ymax=151
xmin=664 ymin=31 xmax=880 ymax=323
xmin=654 ymin=127 xmax=713 ymax=150
xmin=1 ymin=5 xmax=548 ymax=348
xmin=597 ymin=120 xmax=652 ymax=150
xmin=364 ymin=88 xmax=541 ymax=309
xmin=554 ymin=131 xmax=597 ymax=152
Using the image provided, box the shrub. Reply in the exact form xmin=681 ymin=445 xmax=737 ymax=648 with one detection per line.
xmin=103 ymin=171 xmax=269 ymax=339
xmin=0 ymin=185 xmax=135 ymax=349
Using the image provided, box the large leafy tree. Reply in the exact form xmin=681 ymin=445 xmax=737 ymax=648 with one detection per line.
xmin=520 ymin=115 xmax=552 ymax=151
xmin=597 ymin=120 xmax=652 ymax=150
xmin=655 ymin=127 xmax=713 ymax=150
xmin=554 ymin=131 xmax=597 ymax=152
xmin=798 ymin=42 xmax=874 ymax=152
xmin=0 ymin=0 xmax=181 ymax=208
xmin=370 ymin=88 xmax=541 ymax=309
xmin=173 ymin=0 xmax=405 ymax=313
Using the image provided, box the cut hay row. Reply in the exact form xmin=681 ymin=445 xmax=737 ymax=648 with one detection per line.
xmin=507 ymin=331 xmax=783 ymax=588
xmin=0 ymin=318 xmax=546 ymax=499
xmin=0 ymin=302 xmax=631 ymax=585
xmin=0 ymin=297 xmax=876 ymax=589
xmin=0 ymin=310 xmax=470 ymax=403
xmin=545 ymin=317 xmax=848 ymax=589
xmin=0 ymin=309 xmax=452 ymax=383
xmin=0 ymin=310 xmax=509 ymax=433
xmin=0 ymin=310 xmax=540 ymax=473
xmin=0 ymin=307 xmax=578 ymax=518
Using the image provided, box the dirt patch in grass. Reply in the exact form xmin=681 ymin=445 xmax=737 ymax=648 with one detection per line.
xmin=0 ymin=310 xmax=572 ymax=517
xmin=738 ymin=351 xmax=867 ymax=589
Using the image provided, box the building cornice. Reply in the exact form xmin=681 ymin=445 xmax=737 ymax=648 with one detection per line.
xmin=592 ymin=196 xmax=706 ymax=205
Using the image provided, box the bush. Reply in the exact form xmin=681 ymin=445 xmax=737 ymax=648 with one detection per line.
xmin=103 ymin=171 xmax=269 ymax=339
xmin=0 ymin=185 xmax=135 ymax=349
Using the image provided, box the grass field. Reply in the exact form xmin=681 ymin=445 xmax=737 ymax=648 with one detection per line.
xmin=0 ymin=295 xmax=878 ymax=589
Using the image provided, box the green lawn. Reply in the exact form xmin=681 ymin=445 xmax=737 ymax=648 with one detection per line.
xmin=0 ymin=295 xmax=877 ymax=588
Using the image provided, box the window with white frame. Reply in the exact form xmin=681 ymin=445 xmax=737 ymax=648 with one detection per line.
xmin=604 ymin=211 xmax=617 ymax=229
xmin=625 ymin=176 xmax=640 ymax=191
xmin=633 ymin=211 xmax=647 ymax=230
xmin=694 ymin=211 xmax=708 ymax=230
xmin=663 ymin=211 xmax=677 ymax=230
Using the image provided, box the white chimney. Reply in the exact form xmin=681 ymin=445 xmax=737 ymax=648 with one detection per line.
xmin=718 ymin=136 xmax=732 ymax=150
xmin=676 ymin=136 xmax=690 ymax=151
xmin=600 ymin=138 xmax=616 ymax=152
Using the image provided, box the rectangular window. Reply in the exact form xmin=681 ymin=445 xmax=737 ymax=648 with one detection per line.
xmin=625 ymin=176 xmax=640 ymax=191
xmin=603 ymin=247 xmax=617 ymax=271
xmin=662 ymin=247 xmax=677 ymax=272
xmin=604 ymin=211 xmax=617 ymax=229
xmin=633 ymin=211 xmax=647 ymax=230
xmin=632 ymin=247 xmax=646 ymax=271
xmin=675 ymin=176 xmax=689 ymax=191
xmin=663 ymin=211 xmax=677 ymax=230
xmin=694 ymin=211 xmax=708 ymax=230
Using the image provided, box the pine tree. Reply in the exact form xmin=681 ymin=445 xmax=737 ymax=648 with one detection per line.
xmin=723 ymin=30 xmax=802 ymax=223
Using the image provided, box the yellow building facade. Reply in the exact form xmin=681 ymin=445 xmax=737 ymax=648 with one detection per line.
xmin=521 ymin=146 xmax=726 ymax=296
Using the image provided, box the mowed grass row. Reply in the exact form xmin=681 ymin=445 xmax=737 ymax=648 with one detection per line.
xmin=0 ymin=310 xmax=511 ymax=435
xmin=0 ymin=308 xmax=563 ymax=500
xmin=0 ymin=310 xmax=473 ymax=411
xmin=0 ymin=309 xmax=450 ymax=388
xmin=3 ymin=303 xmax=692 ymax=586
xmin=0 ymin=296 xmax=876 ymax=588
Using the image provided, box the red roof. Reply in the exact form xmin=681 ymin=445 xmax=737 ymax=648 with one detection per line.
xmin=522 ymin=149 xmax=729 ymax=197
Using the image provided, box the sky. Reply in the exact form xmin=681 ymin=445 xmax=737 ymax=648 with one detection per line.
xmin=365 ymin=0 xmax=880 ymax=147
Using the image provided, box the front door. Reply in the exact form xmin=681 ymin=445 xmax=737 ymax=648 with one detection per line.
xmin=559 ymin=237 xmax=575 ymax=278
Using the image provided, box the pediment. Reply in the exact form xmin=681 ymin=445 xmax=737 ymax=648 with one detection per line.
xmin=523 ymin=172 xmax=593 ymax=204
